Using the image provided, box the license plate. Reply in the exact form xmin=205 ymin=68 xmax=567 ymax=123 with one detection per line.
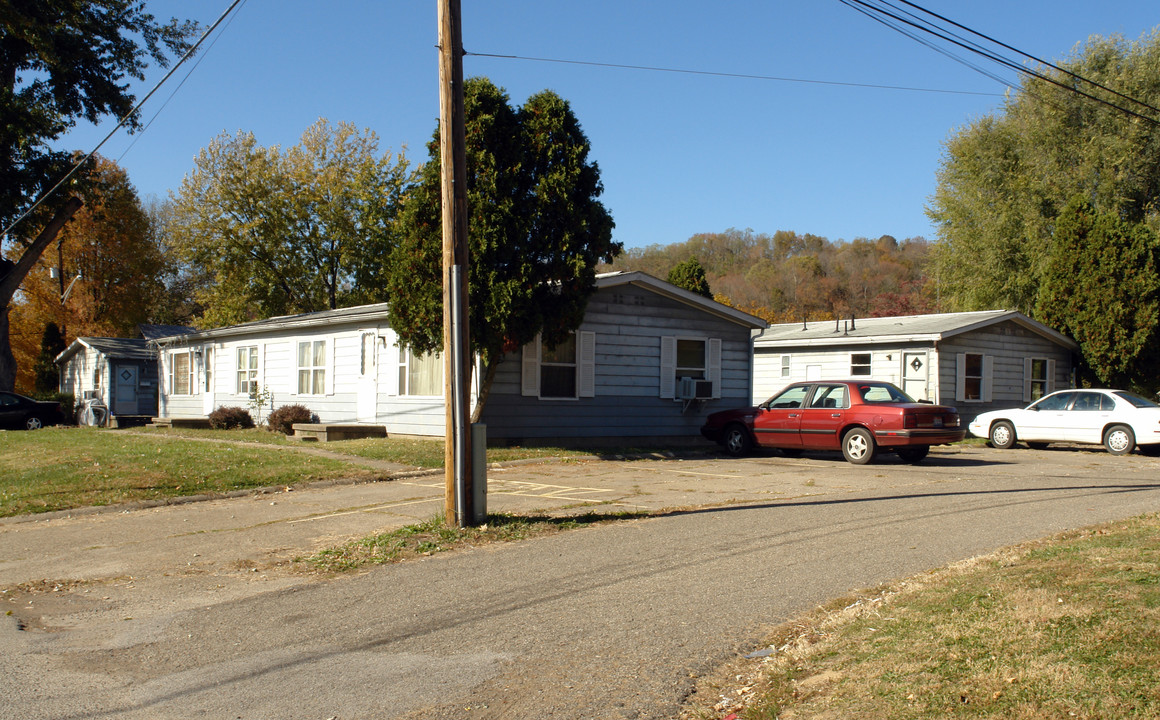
xmin=933 ymin=417 xmax=944 ymax=427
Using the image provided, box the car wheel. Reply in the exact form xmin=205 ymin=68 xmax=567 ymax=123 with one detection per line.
xmin=722 ymin=424 xmax=753 ymax=457
xmin=1138 ymin=444 xmax=1160 ymax=457
xmin=24 ymin=415 xmax=44 ymax=430
xmin=842 ymin=427 xmax=876 ymax=465
xmin=1104 ymin=424 xmax=1135 ymax=455
xmin=897 ymin=446 xmax=929 ymax=463
xmin=989 ymin=421 xmax=1016 ymax=450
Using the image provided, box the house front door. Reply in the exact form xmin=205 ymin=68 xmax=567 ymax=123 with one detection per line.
xmin=357 ymin=331 xmax=378 ymax=422
xmin=202 ymin=346 xmax=216 ymax=415
xmin=114 ymin=364 xmax=138 ymax=414
xmin=902 ymin=352 xmax=929 ymax=401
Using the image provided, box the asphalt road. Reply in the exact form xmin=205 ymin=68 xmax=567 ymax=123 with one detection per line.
xmin=3 ymin=444 xmax=1160 ymax=719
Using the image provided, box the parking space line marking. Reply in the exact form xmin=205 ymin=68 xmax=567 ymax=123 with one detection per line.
xmin=287 ymin=497 xmax=440 ymax=523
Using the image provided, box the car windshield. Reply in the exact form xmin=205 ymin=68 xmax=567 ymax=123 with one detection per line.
xmin=857 ymin=383 xmax=914 ymax=404
xmin=1112 ymin=391 xmax=1160 ymax=409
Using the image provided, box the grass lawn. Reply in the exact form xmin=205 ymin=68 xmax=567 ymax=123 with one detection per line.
xmin=0 ymin=427 xmax=375 ymax=517
xmin=0 ymin=426 xmax=618 ymax=518
xmin=691 ymin=513 xmax=1160 ymax=720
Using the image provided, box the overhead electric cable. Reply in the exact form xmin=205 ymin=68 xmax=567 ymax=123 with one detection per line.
xmin=465 ymin=51 xmax=1002 ymax=98
xmin=892 ymin=0 xmax=1160 ymax=117
xmin=3 ymin=0 xmax=248 ymax=238
xmin=119 ymin=1 xmax=248 ymax=163
xmin=842 ymin=0 xmax=1160 ymax=127
xmin=837 ymin=0 xmax=1015 ymax=88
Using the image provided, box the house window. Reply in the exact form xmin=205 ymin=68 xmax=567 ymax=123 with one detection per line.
xmin=780 ymin=355 xmax=790 ymax=378
xmin=236 ymin=346 xmax=258 ymax=395
xmin=962 ymin=353 xmax=983 ymax=401
xmin=850 ymin=353 xmax=872 ymax=376
xmin=523 ymin=331 xmax=596 ymax=399
xmin=541 ymin=333 xmax=578 ymax=399
xmin=204 ymin=347 xmax=213 ymax=392
xmin=170 ymin=350 xmax=193 ymax=395
xmin=297 ymin=340 xmax=326 ymax=395
xmin=399 ymin=348 xmax=442 ymax=396
xmin=1028 ymin=358 xmax=1049 ymax=402
xmin=676 ymin=339 xmax=707 ymax=381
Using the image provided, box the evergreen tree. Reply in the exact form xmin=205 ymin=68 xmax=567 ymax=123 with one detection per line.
xmin=667 ymin=258 xmax=712 ymax=298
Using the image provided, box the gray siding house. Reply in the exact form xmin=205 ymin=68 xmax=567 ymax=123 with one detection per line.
xmin=151 ymin=272 xmax=767 ymax=444
xmin=753 ymin=310 xmax=1079 ymax=424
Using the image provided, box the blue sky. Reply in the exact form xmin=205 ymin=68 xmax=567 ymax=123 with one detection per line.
xmin=55 ymin=1 xmax=1159 ymax=250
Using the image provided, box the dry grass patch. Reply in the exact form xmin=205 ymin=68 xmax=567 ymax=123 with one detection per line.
xmin=683 ymin=515 xmax=1160 ymax=720
xmin=303 ymin=511 xmax=648 ymax=572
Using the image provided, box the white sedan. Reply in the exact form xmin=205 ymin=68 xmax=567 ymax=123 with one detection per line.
xmin=968 ymin=388 xmax=1160 ymax=456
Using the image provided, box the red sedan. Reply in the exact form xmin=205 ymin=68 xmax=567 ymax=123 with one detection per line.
xmin=701 ymin=380 xmax=965 ymax=464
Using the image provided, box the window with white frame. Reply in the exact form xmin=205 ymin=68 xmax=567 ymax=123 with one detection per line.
xmin=236 ymin=346 xmax=258 ymax=395
xmin=170 ymin=350 xmax=193 ymax=395
xmin=297 ymin=340 xmax=326 ymax=395
xmin=676 ymin=339 xmax=707 ymax=381
xmin=780 ymin=355 xmax=790 ymax=377
xmin=957 ymin=352 xmax=989 ymax=402
xmin=1025 ymin=357 xmax=1054 ymax=402
xmin=850 ymin=352 xmax=872 ymax=376
xmin=398 ymin=347 xmax=442 ymax=396
xmin=541 ymin=333 xmax=578 ymax=399
xmin=522 ymin=331 xmax=596 ymax=400
xmin=660 ymin=335 xmax=721 ymax=399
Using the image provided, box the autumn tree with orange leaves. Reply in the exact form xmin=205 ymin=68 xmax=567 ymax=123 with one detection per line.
xmin=8 ymin=157 xmax=166 ymax=391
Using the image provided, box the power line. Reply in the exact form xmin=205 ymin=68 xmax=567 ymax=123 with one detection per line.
xmin=118 ymin=1 xmax=249 ymax=165
xmin=3 ymin=0 xmax=248 ymax=238
xmin=841 ymin=0 xmax=1160 ymax=128
xmin=891 ymin=0 xmax=1160 ymax=118
xmin=465 ymin=51 xmax=1002 ymax=98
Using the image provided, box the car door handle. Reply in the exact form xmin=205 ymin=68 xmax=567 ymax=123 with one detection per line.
xmin=831 ymin=413 xmax=842 ymax=418
xmin=788 ymin=413 xmax=798 ymax=418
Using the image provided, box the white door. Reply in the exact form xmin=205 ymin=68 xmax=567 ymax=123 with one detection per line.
xmin=357 ymin=331 xmax=378 ymax=422
xmin=114 ymin=365 xmax=138 ymax=414
xmin=202 ymin=347 xmax=216 ymax=415
xmin=902 ymin=352 xmax=929 ymax=401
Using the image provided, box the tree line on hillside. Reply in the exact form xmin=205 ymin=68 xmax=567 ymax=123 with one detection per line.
xmin=602 ymin=229 xmax=937 ymax=323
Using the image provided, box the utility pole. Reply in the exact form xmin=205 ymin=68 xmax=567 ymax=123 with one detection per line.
xmin=438 ymin=0 xmax=473 ymax=527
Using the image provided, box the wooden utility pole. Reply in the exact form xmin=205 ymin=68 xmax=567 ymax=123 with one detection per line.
xmin=438 ymin=0 xmax=473 ymax=526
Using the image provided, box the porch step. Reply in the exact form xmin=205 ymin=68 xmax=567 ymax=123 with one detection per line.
xmin=148 ymin=417 xmax=213 ymax=429
xmin=291 ymin=423 xmax=387 ymax=442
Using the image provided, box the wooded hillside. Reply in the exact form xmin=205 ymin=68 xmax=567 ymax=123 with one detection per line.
xmin=601 ymin=228 xmax=937 ymax=323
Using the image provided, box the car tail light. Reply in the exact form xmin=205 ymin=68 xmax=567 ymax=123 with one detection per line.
xmin=904 ymin=413 xmax=917 ymax=429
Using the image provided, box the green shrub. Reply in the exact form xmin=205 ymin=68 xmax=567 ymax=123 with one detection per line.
xmin=33 ymin=392 xmax=75 ymax=425
xmin=208 ymin=405 xmax=254 ymax=430
xmin=266 ymin=404 xmax=318 ymax=435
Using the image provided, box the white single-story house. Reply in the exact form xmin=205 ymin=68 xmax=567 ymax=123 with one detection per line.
xmin=752 ymin=310 xmax=1079 ymax=423
xmin=151 ymin=272 xmax=768 ymax=444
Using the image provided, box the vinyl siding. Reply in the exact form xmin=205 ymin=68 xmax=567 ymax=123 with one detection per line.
xmin=481 ymin=285 xmax=756 ymax=441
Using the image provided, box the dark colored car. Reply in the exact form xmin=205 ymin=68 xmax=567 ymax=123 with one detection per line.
xmin=701 ymin=380 xmax=965 ymax=464
xmin=0 ymin=391 xmax=64 ymax=430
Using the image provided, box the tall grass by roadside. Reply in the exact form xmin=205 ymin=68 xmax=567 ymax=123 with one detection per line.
xmin=688 ymin=513 xmax=1160 ymax=720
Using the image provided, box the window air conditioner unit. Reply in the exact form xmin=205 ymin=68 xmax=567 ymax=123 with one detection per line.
xmin=677 ymin=377 xmax=696 ymax=400
xmin=694 ymin=380 xmax=714 ymax=400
